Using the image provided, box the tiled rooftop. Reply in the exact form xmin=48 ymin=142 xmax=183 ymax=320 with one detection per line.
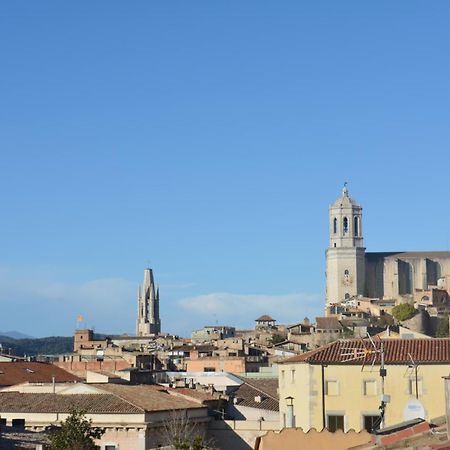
xmin=0 ymin=362 xmax=80 ymax=386
xmin=233 ymin=378 xmax=279 ymax=411
xmin=282 ymin=338 xmax=450 ymax=365
xmin=169 ymin=387 xmax=218 ymax=403
xmin=316 ymin=317 xmax=344 ymax=330
xmin=255 ymin=315 xmax=275 ymax=322
xmin=0 ymin=392 xmax=142 ymax=413
xmin=91 ymin=383 xmax=206 ymax=412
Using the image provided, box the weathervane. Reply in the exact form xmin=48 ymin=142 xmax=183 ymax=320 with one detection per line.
xmin=342 ymin=181 xmax=349 ymax=196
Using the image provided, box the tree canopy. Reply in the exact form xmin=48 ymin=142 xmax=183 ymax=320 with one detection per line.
xmin=391 ymin=303 xmax=416 ymax=322
xmin=48 ymin=410 xmax=104 ymax=450
xmin=436 ymin=315 xmax=449 ymax=337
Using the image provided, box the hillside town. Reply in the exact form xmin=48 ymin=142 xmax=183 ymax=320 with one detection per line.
xmin=1 ymin=187 xmax=450 ymax=450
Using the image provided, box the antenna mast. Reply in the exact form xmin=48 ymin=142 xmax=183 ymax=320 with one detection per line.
xmin=340 ymin=334 xmax=388 ymax=430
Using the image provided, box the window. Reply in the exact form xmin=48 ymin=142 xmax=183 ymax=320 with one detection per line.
xmin=344 ymin=269 xmax=349 ymax=275
xmin=408 ymin=379 xmax=423 ymax=396
xmin=203 ymin=367 xmax=215 ymax=372
xmin=105 ymin=446 xmax=116 ymax=450
xmin=325 ymin=380 xmax=339 ymax=396
xmin=354 ymin=216 xmax=359 ymax=236
xmin=0 ymin=418 xmax=6 ymax=426
xmin=343 ymin=217 xmax=349 ymax=234
xmin=363 ymin=415 xmax=380 ymax=433
xmin=12 ymin=419 xmax=25 ymax=429
xmin=327 ymin=415 xmax=344 ymax=432
xmin=291 ymin=369 xmax=296 ymax=383
xmin=363 ymin=380 xmax=377 ymax=396
xmin=333 ymin=218 xmax=337 ymax=234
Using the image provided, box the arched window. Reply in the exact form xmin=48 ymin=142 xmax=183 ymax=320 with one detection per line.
xmin=343 ymin=217 xmax=348 ymax=234
xmin=344 ymin=269 xmax=349 ymax=275
xmin=354 ymin=216 xmax=359 ymax=236
xmin=333 ymin=218 xmax=337 ymax=234
xmin=344 ymin=293 xmax=350 ymax=299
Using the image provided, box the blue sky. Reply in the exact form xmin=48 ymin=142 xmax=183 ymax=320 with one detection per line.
xmin=1 ymin=2 xmax=449 ymax=337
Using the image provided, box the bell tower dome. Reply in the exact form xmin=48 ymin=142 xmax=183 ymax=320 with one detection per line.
xmin=326 ymin=184 xmax=366 ymax=308
xmin=329 ymin=183 xmax=364 ymax=249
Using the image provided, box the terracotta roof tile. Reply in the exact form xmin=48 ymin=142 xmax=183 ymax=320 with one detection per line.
xmin=255 ymin=315 xmax=275 ymax=322
xmin=91 ymin=384 xmax=206 ymax=412
xmin=281 ymin=338 xmax=450 ymax=365
xmin=233 ymin=378 xmax=279 ymax=412
xmin=234 ymin=380 xmax=279 ymax=411
xmin=0 ymin=392 xmax=142 ymax=414
xmin=168 ymin=388 xmax=218 ymax=403
xmin=0 ymin=362 xmax=79 ymax=386
xmin=316 ymin=317 xmax=343 ymax=330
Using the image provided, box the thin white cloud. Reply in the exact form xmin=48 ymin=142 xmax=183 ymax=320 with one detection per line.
xmin=160 ymin=282 xmax=197 ymax=291
xmin=177 ymin=291 xmax=322 ymax=327
xmin=0 ymin=267 xmax=136 ymax=336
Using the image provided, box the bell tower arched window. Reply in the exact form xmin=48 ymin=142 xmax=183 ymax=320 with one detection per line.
xmin=333 ymin=218 xmax=337 ymax=234
xmin=354 ymin=216 xmax=359 ymax=236
xmin=343 ymin=217 xmax=349 ymax=234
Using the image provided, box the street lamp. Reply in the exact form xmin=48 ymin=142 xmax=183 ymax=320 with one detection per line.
xmin=285 ymin=396 xmax=295 ymax=428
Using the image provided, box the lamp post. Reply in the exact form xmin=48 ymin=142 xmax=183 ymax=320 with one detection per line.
xmin=285 ymin=396 xmax=295 ymax=428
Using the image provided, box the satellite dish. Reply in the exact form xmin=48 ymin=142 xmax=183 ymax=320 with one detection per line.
xmin=403 ymin=399 xmax=426 ymax=421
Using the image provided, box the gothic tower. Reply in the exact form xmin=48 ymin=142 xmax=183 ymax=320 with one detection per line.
xmin=136 ymin=268 xmax=161 ymax=336
xmin=325 ymin=184 xmax=365 ymax=307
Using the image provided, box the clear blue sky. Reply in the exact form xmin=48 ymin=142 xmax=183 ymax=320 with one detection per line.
xmin=1 ymin=2 xmax=449 ymax=337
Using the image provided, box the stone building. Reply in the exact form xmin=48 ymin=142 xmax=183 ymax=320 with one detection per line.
xmin=326 ymin=185 xmax=450 ymax=307
xmin=136 ymin=268 xmax=161 ymax=336
xmin=0 ymin=382 xmax=209 ymax=450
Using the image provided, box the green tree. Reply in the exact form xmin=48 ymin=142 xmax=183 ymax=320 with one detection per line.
xmin=436 ymin=315 xmax=449 ymax=337
xmin=48 ymin=410 xmax=104 ymax=450
xmin=269 ymin=334 xmax=285 ymax=345
xmin=391 ymin=303 xmax=415 ymax=322
xmin=174 ymin=435 xmax=213 ymax=450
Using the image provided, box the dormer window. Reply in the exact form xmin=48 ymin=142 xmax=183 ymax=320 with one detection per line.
xmin=343 ymin=217 xmax=349 ymax=234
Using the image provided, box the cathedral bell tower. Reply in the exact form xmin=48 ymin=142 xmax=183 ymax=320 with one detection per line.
xmin=136 ymin=268 xmax=161 ymax=336
xmin=326 ymin=184 xmax=365 ymax=308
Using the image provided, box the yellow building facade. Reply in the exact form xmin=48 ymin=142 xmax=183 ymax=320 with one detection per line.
xmin=279 ymin=338 xmax=450 ymax=432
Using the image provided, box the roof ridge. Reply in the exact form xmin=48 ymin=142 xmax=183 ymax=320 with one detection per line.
xmin=92 ymin=385 xmax=145 ymax=412
xmin=282 ymin=338 xmax=450 ymax=365
xmin=239 ymin=379 xmax=278 ymax=401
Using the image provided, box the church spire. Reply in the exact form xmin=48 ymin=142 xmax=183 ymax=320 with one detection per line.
xmin=136 ymin=268 xmax=161 ymax=336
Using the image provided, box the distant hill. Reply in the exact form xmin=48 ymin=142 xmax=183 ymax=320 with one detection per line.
xmin=0 ymin=330 xmax=34 ymax=339
xmin=0 ymin=335 xmax=73 ymax=357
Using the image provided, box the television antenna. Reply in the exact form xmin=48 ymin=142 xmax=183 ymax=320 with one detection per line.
xmin=405 ymin=353 xmax=420 ymax=400
xmin=340 ymin=334 xmax=388 ymax=429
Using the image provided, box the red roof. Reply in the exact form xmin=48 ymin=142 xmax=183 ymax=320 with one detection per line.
xmin=281 ymin=338 xmax=450 ymax=365
xmin=255 ymin=315 xmax=275 ymax=322
xmin=0 ymin=362 xmax=79 ymax=386
xmin=0 ymin=392 xmax=142 ymax=414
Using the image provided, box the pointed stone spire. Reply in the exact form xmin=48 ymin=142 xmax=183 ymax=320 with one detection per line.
xmin=136 ymin=268 xmax=161 ymax=336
